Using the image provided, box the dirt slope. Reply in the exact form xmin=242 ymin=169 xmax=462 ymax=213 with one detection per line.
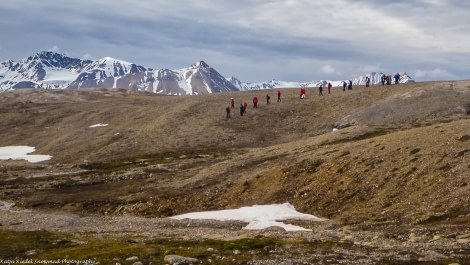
xmin=0 ymin=81 xmax=469 ymax=225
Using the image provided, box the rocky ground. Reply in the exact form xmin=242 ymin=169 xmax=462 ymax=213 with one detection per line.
xmin=1 ymin=81 xmax=470 ymax=264
xmin=1 ymin=201 xmax=470 ymax=265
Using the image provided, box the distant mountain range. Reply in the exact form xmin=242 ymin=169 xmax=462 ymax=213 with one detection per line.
xmin=0 ymin=51 xmax=414 ymax=94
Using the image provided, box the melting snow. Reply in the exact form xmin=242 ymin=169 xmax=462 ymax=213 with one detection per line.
xmin=0 ymin=146 xmax=52 ymax=163
xmin=170 ymin=203 xmax=327 ymax=231
xmin=89 ymin=123 xmax=108 ymax=128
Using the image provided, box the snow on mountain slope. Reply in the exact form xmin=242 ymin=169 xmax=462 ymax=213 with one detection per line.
xmin=229 ymin=72 xmax=414 ymax=91
xmin=0 ymin=51 xmax=414 ymax=94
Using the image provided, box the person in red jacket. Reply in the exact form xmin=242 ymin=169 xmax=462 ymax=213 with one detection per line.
xmin=277 ymin=90 xmax=281 ymax=102
xmin=253 ymin=97 xmax=258 ymax=108
xmin=327 ymin=82 xmax=332 ymax=94
xmin=300 ymin=88 xmax=306 ymax=99
xmin=244 ymin=102 xmax=248 ymax=113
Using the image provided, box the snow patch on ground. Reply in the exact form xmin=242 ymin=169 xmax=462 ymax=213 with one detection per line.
xmin=89 ymin=123 xmax=108 ymax=128
xmin=0 ymin=146 xmax=52 ymax=163
xmin=170 ymin=203 xmax=327 ymax=231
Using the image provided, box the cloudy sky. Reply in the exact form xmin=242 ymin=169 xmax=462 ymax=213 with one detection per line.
xmin=0 ymin=0 xmax=469 ymax=82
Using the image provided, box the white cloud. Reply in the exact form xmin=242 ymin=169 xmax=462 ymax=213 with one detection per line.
xmin=321 ymin=64 xmax=338 ymax=75
xmin=82 ymin=53 xmax=94 ymax=60
xmin=48 ymin=45 xmax=60 ymax=52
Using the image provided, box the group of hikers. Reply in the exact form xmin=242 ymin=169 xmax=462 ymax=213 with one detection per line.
xmin=225 ymin=90 xmax=282 ymax=118
xmin=381 ymin=73 xmax=401 ymax=85
xmin=225 ymin=73 xmax=402 ymax=118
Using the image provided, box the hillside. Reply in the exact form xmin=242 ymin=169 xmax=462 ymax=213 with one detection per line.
xmin=1 ymin=81 xmax=470 ymax=263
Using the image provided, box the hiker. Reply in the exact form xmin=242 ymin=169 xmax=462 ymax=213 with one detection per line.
xmin=300 ymin=88 xmax=306 ymax=99
xmin=244 ymin=102 xmax=248 ymax=112
xmin=318 ymin=84 xmax=323 ymax=96
xmin=348 ymin=80 xmax=353 ymax=90
xmin=394 ymin=73 xmax=400 ymax=84
xmin=226 ymin=106 xmax=230 ymax=119
xmin=266 ymin=94 xmax=270 ymax=104
xmin=253 ymin=97 xmax=258 ymax=108
xmin=277 ymin=90 xmax=281 ymax=102
xmin=240 ymin=104 xmax=244 ymax=116
xmin=365 ymin=76 xmax=370 ymax=87
xmin=327 ymin=82 xmax=332 ymax=94
xmin=230 ymin=98 xmax=235 ymax=108
xmin=381 ymin=74 xmax=386 ymax=85
xmin=386 ymin=75 xmax=392 ymax=85
xmin=343 ymin=81 xmax=347 ymax=91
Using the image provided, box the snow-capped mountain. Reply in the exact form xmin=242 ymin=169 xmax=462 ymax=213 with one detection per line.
xmin=0 ymin=51 xmax=93 ymax=89
xmin=0 ymin=51 xmax=238 ymax=95
xmin=1 ymin=51 xmax=414 ymax=94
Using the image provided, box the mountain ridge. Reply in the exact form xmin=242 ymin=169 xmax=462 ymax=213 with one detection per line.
xmin=1 ymin=51 xmax=414 ymax=94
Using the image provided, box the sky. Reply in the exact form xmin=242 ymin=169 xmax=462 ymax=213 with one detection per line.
xmin=0 ymin=0 xmax=469 ymax=83
xmin=171 ymin=203 xmax=327 ymax=231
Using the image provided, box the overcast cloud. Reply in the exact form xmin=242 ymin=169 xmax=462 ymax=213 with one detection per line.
xmin=0 ymin=0 xmax=468 ymax=82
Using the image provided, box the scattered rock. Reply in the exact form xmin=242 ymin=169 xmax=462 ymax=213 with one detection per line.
xmin=25 ymin=249 xmax=37 ymax=256
xmin=164 ymin=255 xmax=200 ymax=264
xmin=125 ymin=256 xmax=139 ymax=262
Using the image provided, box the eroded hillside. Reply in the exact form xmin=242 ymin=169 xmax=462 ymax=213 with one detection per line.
xmin=0 ymin=81 xmax=469 ymax=225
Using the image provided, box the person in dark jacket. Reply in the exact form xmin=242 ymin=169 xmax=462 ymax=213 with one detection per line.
xmin=226 ymin=106 xmax=231 ymax=119
xmin=240 ymin=104 xmax=245 ymax=116
xmin=394 ymin=73 xmax=400 ymax=84
xmin=348 ymin=80 xmax=353 ymax=90
xmin=277 ymin=90 xmax=281 ymax=102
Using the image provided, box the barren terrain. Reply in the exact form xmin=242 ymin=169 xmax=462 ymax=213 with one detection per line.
xmin=1 ymin=81 xmax=470 ymax=264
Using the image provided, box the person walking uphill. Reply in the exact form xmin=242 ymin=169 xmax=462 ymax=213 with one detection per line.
xmin=240 ymin=103 xmax=245 ymax=116
xmin=226 ymin=106 xmax=231 ymax=119
xmin=230 ymin=98 xmax=235 ymax=108
xmin=343 ymin=81 xmax=347 ymax=91
xmin=253 ymin=97 xmax=258 ymax=108
xmin=327 ymin=82 xmax=332 ymax=94
xmin=318 ymin=84 xmax=323 ymax=96
xmin=277 ymin=90 xmax=281 ymax=102
xmin=365 ymin=76 xmax=370 ymax=87
xmin=266 ymin=94 xmax=270 ymax=104
xmin=300 ymin=88 xmax=306 ymax=99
